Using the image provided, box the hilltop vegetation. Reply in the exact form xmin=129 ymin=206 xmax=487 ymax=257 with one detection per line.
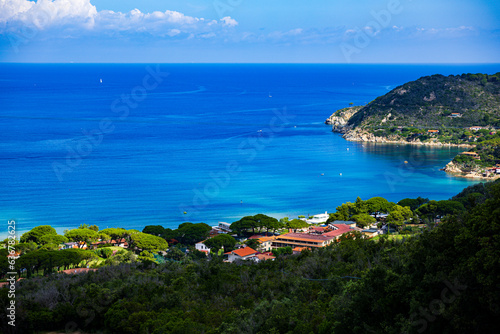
xmin=348 ymin=73 xmax=500 ymax=129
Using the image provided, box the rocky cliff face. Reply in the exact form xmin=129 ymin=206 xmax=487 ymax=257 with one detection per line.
xmin=443 ymin=161 xmax=464 ymax=174
xmin=325 ymin=106 xmax=362 ymax=133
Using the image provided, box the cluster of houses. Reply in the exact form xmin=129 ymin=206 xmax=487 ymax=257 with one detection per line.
xmin=0 ymin=213 xmax=393 ymax=286
xmin=484 ymin=164 xmax=500 ymax=177
xmin=60 ymin=238 xmax=129 ymax=250
xmin=466 ymin=126 xmax=498 ymax=135
xmin=195 ymin=238 xmax=278 ymax=263
xmin=421 ymin=127 xmax=497 ymax=138
xmin=197 ymin=212 xmax=386 ymax=263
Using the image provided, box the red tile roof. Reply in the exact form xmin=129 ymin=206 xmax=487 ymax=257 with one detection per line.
xmin=256 ymin=254 xmax=276 ymax=261
xmin=232 ymin=247 xmax=258 ymax=257
xmin=60 ymin=268 xmax=97 ymax=275
xmin=276 ymin=233 xmax=336 ymax=243
xmin=323 ymin=224 xmax=352 ymax=238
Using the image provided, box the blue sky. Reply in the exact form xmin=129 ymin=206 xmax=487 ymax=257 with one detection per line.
xmin=0 ymin=0 xmax=499 ymax=63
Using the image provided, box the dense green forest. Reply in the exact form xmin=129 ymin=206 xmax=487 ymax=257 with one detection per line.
xmin=1 ymin=180 xmax=499 ymax=333
xmin=348 ymin=73 xmax=500 ymax=129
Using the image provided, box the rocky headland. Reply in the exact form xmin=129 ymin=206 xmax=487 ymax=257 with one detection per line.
xmin=324 ymin=72 xmax=500 ymax=180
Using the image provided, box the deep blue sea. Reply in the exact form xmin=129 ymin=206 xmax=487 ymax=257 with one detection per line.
xmin=1 ymin=63 xmax=499 ymax=237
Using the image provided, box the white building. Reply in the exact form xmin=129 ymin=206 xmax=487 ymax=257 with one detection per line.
xmin=217 ymin=222 xmax=232 ymax=232
xmin=227 ymin=247 xmax=258 ymax=263
xmin=306 ymin=211 xmax=329 ymax=224
xmin=195 ymin=241 xmax=211 ymax=254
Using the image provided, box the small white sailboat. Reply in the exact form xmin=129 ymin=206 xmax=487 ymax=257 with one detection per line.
xmin=268 ymin=92 xmax=272 ymax=98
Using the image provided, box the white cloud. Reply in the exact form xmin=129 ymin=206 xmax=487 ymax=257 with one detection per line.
xmin=410 ymin=26 xmax=477 ymax=39
xmin=288 ymin=28 xmax=303 ymax=35
xmin=0 ymin=0 xmax=97 ymax=29
xmin=220 ymin=16 xmax=238 ymax=27
xmin=338 ymin=24 xmax=479 ymax=42
xmin=200 ymin=32 xmax=216 ymax=39
xmin=267 ymin=28 xmax=304 ymax=40
xmin=167 ymin=29 xmax=181 ymax=37
xmin=0 ymin=0 xmax=238 ymax=38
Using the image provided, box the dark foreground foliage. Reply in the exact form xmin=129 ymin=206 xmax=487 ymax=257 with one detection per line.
xmin=2 ymin=181 xmax=500 ymax=334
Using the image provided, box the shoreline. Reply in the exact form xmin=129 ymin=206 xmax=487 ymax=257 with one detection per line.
xmin=331 ymin=128 xmax=496 ymax=181
xmin=340 ymin=129 xmax=474 ymax=148
xmin=443 ymin=172 xmax=500 ymax=181
xmin=342 ymin=136 xmax=474 ymax=148
xmin=442 ymin=161 xmax=500 ymax=181
xmin=325 ymin=104 xmax=498 ymax=181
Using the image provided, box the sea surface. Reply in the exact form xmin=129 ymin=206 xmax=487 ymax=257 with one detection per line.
xmin=1 ymin=63 xmax=498 ymax=237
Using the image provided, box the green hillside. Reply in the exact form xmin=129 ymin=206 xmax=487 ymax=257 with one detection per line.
xmin=348 ymin=72 xmax=500 ymax=129
xmin=326 ymin=72 xmax=500 ymax=177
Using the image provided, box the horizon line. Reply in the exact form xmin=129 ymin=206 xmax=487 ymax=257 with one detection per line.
xmin=1 ymin=62 xmax=499 ymax=65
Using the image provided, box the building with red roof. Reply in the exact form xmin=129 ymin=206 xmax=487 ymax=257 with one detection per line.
xmin=255 ymin=253 xmax=276 ymax=262
xmin=59 ymin=268 xmax=97 ymax=275
xmin=273 ymin=224 xmax=354 ymax=249
xmin=195 ymin=240 xmax=212 ymax=255
xmin=227 ymin=247 xmax=258 ymax=262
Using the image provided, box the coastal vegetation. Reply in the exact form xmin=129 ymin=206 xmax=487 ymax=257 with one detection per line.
xmin=327 ymin=196 xmax=415 ymax=228
xmin=2 ymin=180 xmax=500 ymax=333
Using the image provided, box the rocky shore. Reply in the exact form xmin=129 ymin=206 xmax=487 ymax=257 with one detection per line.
xmin=341 ymin=128 xmax=474 ymax=148
xmin=442 ymin=161 xmax=500 ymax=180
xmin=324 ymin=109 xmax=498 ymax=180
xmin=324 ymin=108 xmax=473 ymax=148
xmin=324 ymin=106 xmax=361 ymax=133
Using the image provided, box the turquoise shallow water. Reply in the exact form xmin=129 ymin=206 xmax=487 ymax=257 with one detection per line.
xmin=0 ymin=63 xmax=497 ymax=237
